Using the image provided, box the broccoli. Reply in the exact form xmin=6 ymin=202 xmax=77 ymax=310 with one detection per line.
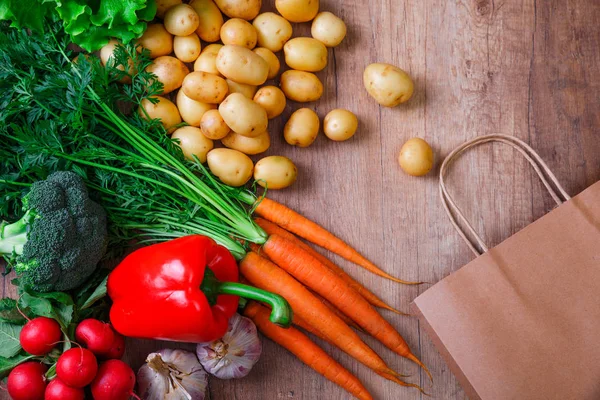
xmin=0 ymin=171 xmax=108 ymax=292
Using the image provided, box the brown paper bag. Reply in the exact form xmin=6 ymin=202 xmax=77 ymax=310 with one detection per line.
xmin=412 ymin=135 xmax=600 ymax=400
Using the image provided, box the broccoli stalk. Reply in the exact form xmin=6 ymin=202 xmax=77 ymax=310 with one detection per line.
xmin=0 ymin=211 xmax=35 ymax=254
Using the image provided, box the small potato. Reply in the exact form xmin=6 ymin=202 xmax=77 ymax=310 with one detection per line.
xmin=323 ymin=109 xmax=358 ymax=141
xmin=156 ymin=0 xmax=182 ymax=19
xmin=222 ymin=130 xmax=270 ymax=155
xmin=284 ymin=108 xmax=319 ymax=147
xmin=164 ymin=4 xmax=200 ymax=36
xmin=194 ymin=44 xmax=223 ymax=76
xmin=253 ymin=86 xmax=286 ymax=119
xmin=398 ymin=138 xmax=434 ymax=176
xmin=200 ymin=109 xmax=230 ymax=140
xmin=171 ymin=126 xmax=214 ymax=163
xmin=207 ymin=148 xmax=254 ymax=186
xmin=173 ymin=33 xmax=201 ymax=62
xmin=253 ymin=47 xmax=280 ymax=79
xmin=146 ymin=56 xmax=189 ymax=94
xmin=214 ymin=0 xmax=261 ymax=20
xmin=363 ymin=63 xmax=414 ymax=107
xmin=275 ymin=0 xmax=319 ymax=23
xmin=252 ymin=13 xmax=293 ymax=52
xmin=280 ymin=70 xmax=323 ymax=102
xmin=138 ymin=96 xmax=182 ymax=132
xmin=189 ymin=0 xmax=224 ymax=42
xmin=220 ymin=18 xmax=257 ymax=49
xmin=254 ymin=156 xmax=297 ymax=189
xmin=182 ymin=71 xmax=229 ymax=104
xmin=311 ymin=11 xmax=346 ymax=47
xmin=216 ymin=45 xmax=269 ymax=85
xmin=100 ymin=39 xmax=135 ymax=83
xmin=136 ymin=24 xmax=173 ymax=58
xmin=283 ymin=37 xmax=327 ymax=72
xmin=176 ymin=90 xmax=216 ymax=126
xmin=226 ymin=79 xmax=257 ymax=99
xmin=218 ymin=93 xmax=268 ymax=137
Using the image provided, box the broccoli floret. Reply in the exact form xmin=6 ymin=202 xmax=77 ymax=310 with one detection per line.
xmin=0 ymin=171 xmax=108 ymax=292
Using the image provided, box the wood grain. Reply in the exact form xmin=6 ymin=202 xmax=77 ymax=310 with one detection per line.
xmin=1 ymin=0 xmax=599 ymax=399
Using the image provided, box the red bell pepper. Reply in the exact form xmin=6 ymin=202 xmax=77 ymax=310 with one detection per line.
xmin=107 ymin=235 xmax=291 ymax=343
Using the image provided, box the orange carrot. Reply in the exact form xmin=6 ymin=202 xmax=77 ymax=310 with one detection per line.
xmin=313 ymin=291 xmax=365 ymax=333
xmin=244 ymin=302 xmax=374 ymax=400
xmin=262 ymin=234 xmax=432 ymax=381
xmin=254 ymin=217 xmax=408 ymax=315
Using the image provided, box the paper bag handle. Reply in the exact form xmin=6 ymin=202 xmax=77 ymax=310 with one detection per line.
xmin=439 ymin=134 xmax=571 ymax=256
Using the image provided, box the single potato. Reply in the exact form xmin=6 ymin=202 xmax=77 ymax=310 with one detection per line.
xmin=176 ymin=90 xmax=216 ymax=126
xmin=252 ymin=12 xmax=293 ymax=52
xmin=189 ymin=0 xmax=224 ymax=42
xmin=207 ymin=148 xmax=254 ymax=186
xmin=275 ymin=0 xmax=319 ymax=22
xmin=164 ymin=4 xmax=201 ymax=36
xmin=311 ymin=11 xmax=346 ymax=47
xmin=194 ymin=44 xmax=223 ymax=76
xmin=398 ymin=138 xmax=434 ymax=176
xmin=253 ymin=86 xmax=286 ymax=119
xmin=254 ymin=156 xmax=297 ymax=189
xmin=200 ymin=109 xmax=230 ymax=140
xmin=136 ymin=24 xmax=173 ymax=58
xmin=218 ymin=93 xmax=268 ymax=137
xmin=138 ymin=96 xmax=182 ymax=132
xmin=220 ymin=18 xmax=257 ymax=49
xmin=182 ymin=71 xmax=229 ymax=104
xmin=146 ymin=56 xmax=189 ymax=94
xmin=283 ymin=37 xmax=327 ymax=72
xmin=216 ymin=45 xmax=269 ymax=85
xmin=363 ymin=63 xmax=414 ymax=107
xmin=156 ymin=0 xmax=182 ymax=19
xmin=226 ymin=79 xmax=257 ymax=99
xmin=253 ymin=47 xmax=280 ymax=79
xmin=284 ymin=108 xmax=320 ymax=147
xmin=280 ymin=70 xmax=323 ymax=102
xmin=214 ymin=0 xmax=261 ymax=20
xmin=323 ymin=109 xmax=358 ymax=141
xmin=173 ymin=33 xmax=202 ymax=62
xmin=100 ymin=39 xmax=135 ymax=83
xmin=221 ymin=130 xmax=271 ymax=155
xmin=171 ymin=126 xmax=214 ymax=163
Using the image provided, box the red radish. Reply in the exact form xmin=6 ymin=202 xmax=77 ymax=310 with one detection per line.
xmin=101 ymin=333 xmax=125 ymax=360
xmin=19 ymin=317 xmax=62 ymax=356
xmin=56 ymin=348 xmax=98 ymax=388
xmin=90 ymin=359 xmax=136 ymax=400
xmin=7 ymin=361 xmax=47 ymax=400
xmin=44 ymin=378 xmax=85 ymax=400
xmin=75 ymin=319 xmax=115 ymax=355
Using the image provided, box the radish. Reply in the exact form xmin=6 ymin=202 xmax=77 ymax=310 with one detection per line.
xmin=19 ymin=317 xmax=62 ymax=356
xmin=101 ymin=333 xmax=125 ymax=360
xmin=44 ymin=378 xmax=85 ymax=400
xmin=90 ymin=359 xmax=137 ymax=400
xmin=75 ymin=319 xmax=115 ymax=355
xmin=56 ymin=347 xmax=98 ymax=388
xmin=7 ymin=361 xmax=47 ymax=400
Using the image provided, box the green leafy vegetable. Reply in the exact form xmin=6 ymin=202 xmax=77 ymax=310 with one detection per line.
xmin=18 ymin=291 xmax=74 ymax=329
xmin=80 ymin=276 xmax=108 ymax=310
xmin=0 ymin=352 xmax=35 ymax=378
xmin=0 ymin=321 xmax=22 ymax=358
xmin=0 ymin=298 xmax=27 ymax=324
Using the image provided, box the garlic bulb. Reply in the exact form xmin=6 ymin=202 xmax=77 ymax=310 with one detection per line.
xmin=137 ymin=348 xmax=208 ymax=400
xmin=196 ymin=313 xmax=262 ymax=379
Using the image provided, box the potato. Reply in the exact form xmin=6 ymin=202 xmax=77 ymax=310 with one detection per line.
xmin=164 ymin=4 xmax=200 ymax=36
xmin=283 ymin=37 xmax=327 ymax=72
xmin=220 ymin=18 xmax=257 ymax=49
xmin=100 ymin=39 xmax=135 ymax=83
xmin=280 ymin=70 xmax=323 ymax=102
xmin=225 ymin=79 xmax=257 ymax=99
xmin=207 ymin=148 xmax=254 ymax=186
xmin=138 ymin=96 xmax=181 ymax=132
xmin=171 ymin=126 xmax=214 ymax=163
xmin=182 ymin=71 xmax=229 ymax=104
xmin=252 ymin=13 xmax=293 ymax=52
xmin=218 ymin=93 xmax=268 ymax=137
xmin=363 ymin=63 xmax=414 ymax=107
xmin=189 ymin=0 xmax=224 ymax=42
xmin=173 ymin=33 xmax=201 ymax=62
xmin=214 ymin=0 xmax=261 ymax=20
xmin=254 ymin=156 xmax=297 ymax=189
xmin=253 ymin=86 xmax=286 ymax=119
xmin=398 ymin=138 xmax=434 ymax=176
xmin=216 ymin=45 xmax=269 ymax=85
xmin=311 ymin=11 xmax=346 ymax=47
xmin=323 ymin=109 xmax=358 ymax=141
xmin=222 ymin=130 xmax=270 ymax=155
xmin=176 ymin=90 xmax=216 ymax=126
xmin=253 ymin=47 xmax=280 ymax=79
xmin=194 ymin=44 xmax=223 ymax=76
xmin=146 ymin=56 xmax=189 ymax=94
xmin=136 ymin=24 xmax=173 ymax=58
xmin=275 ymin=0 xmax=319 ymax=23
xmin=156 ymin=0 xmax=182 ymax=19
xmin=200 ymin=109 xmax=230 ymax=140
xmin=284 ymin=108 xmax=319 ymax=147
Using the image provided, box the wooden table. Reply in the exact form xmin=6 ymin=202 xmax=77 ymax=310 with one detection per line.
xmin=3 ymin=0 xmax=599 ymax=399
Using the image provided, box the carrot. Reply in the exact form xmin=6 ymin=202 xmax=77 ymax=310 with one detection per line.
xmin=254 ymin=217 xmax=408 ymax=315
xmin=262 ymin=234 xmax=432 ymax=381
xmin=313 ymin=291 xmax=365 ymax=333
xmin=244 ymin=302 xmax=374 ymax=400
